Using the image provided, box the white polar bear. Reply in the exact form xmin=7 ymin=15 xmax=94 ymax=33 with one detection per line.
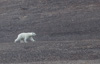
xmin=14 ymin=32 xmax=36 ymax=43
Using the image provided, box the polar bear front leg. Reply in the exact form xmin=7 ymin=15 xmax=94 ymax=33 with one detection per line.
xmin=30 ymin=37 xmax=35 ymax=42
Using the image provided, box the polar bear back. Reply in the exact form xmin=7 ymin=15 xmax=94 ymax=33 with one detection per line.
xmin=18 ymin=33 xmax=33 ymax=38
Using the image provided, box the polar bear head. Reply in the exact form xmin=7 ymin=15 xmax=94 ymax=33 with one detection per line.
xmin=31 ymin=32 xmax=36 ymax=36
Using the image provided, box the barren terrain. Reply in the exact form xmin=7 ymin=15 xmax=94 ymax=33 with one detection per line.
xmin=1 ymin=40 xmax=100 ymax=64
xmin=0 ymin=0 xmax=100 ymax=64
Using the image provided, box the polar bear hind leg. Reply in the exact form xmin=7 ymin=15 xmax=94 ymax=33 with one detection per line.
xmin=14 ymin=37 xmax=20 ymax=43
xmin=14 ymin=35 xmax=22 ymax=43
xmin=24 ymin=37 xmax=28 ymax=43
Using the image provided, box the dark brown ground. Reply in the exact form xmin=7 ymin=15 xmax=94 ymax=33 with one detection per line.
xmin=1 ymin=40 xmax=100 ymax=64
xmin=0 ymin=0 xmax=100 ymax=64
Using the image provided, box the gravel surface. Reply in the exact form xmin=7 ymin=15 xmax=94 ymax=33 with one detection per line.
xmin=0 ymin=40 xmax=100 ymax=63
xmin=0 ymin=0 xmax=100 ymax=64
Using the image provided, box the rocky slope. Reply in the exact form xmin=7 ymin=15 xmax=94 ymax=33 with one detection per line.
xmin=0 ymin=0 xmax=100 ymax=42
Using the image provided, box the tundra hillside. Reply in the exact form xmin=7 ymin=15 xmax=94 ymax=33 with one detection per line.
xmin=0 ymin=0 xmax=100 ymax=42
xmin=0 ymin=0 xmax=100 ymax=64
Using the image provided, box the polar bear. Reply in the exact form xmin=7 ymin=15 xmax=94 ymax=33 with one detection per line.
xmin=14 ymin=32 xmax=36 ymax=43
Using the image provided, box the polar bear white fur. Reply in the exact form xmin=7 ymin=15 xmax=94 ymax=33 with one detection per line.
xmin=14 ymin=32 xmax=36 ymax=43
